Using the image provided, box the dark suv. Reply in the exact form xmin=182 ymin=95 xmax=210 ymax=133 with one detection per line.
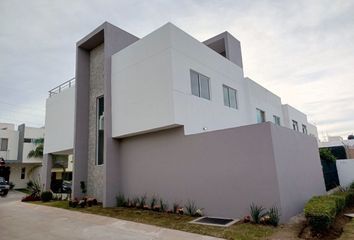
xmin=0 ymin=177 xmax=10 ymax=196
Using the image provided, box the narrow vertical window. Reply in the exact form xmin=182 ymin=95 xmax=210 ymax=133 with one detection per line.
xmin=273 ymin=115 xmax=281 ymax=126
xmin=223 ymin=85 xmax=238 ymax=109
xmin=302 ymin=124 xmax=307 ymax=134
xmin=256 ymin=109 xmax=266 ymax=123
xmin=21 ymin=167 xmax=26 ymax=179
xmin=0 ymin=138 xmax=8 ymax=151
xmin=292 ymin=120 xmax=299 ymax=131
xmin=190 ymin=70 xmax=210 ymax=100
xmin=97 ymin=96 xmax=104 ymax=165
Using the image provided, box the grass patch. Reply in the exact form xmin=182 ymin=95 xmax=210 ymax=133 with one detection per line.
xmin=339 ymin=219 xmax=354 ymax=240
xmin=30 ymin=201 xmax=276 ymax=240
xmin=15 ymin=189 xmax=31 ymax=195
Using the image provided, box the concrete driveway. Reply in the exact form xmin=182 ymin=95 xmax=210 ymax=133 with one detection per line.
xmin=0 ymin=191 xmax=222 ymax=240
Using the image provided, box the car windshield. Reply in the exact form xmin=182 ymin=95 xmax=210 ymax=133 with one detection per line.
xmin=0 ymin=177 xmax=4 ymax=182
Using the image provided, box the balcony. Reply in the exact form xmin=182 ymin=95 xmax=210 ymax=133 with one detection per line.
xmin=49 ymin=78 xmax=75 ymax=97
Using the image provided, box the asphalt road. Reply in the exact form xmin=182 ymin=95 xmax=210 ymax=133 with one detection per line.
xmin=0 ymin=191 xmax=221 ymax=240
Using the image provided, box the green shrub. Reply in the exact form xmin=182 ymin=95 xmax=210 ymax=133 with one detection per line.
xmin=40 ymin=191 xmax=53 ymax=202
xmin=250 ymin=203 xmax=266 ymax=224
xmin=333 ymin=191 xmax=354 ymax=207
xmin=185 ymin=200 xmax=198 ymax=216
xmin=319 ymin=148 xmax=336 ymax=162
xmin=139 ymin=194 xmax=147 ymax=209
xmin=267 ymin=206 xmax=281 ymax=227
xmin=116 ymin=193 xmax=126 ymax=207
xmin=350 ymin=181 xmax=354 ymax=190
xmin=304 ymin=196 xmax=337 ymax=232
xmin=327 ymin=195 xmax=346 ymax=213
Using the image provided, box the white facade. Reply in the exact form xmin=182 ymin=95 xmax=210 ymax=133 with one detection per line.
xmin=44 ymin=86 xmax=75 ymax=154
xmin=45 ymin=23 xmax=318 ymax=152
xmin=0 ymin=123 xmax=18 ymax=161
xmin=0 ymin=122 xmax=44 ymax=189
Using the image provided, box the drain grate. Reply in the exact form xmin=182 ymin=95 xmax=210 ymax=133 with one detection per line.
xmin=190 ymin=216 xmax=239 ymax=227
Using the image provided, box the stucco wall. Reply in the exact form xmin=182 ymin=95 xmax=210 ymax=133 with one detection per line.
xmin=9 ymin=163 xmax=41 ymax=189
xmin=270 ymin=124 xmax=326 ymax=221
xmin=119 ymin=124 xmax=281 ymax=219
xmin=44 ymin=87 xmax=75 ymax=154
xmin=336 ymin=159 xmax=354 ymax=187
xmin=87 ymin=43 xmax=104 ymax=201
xmin=118 ymin=123 xmax=325 ymax=222
xmin=0 ymin=128 xmax=18 ymax=161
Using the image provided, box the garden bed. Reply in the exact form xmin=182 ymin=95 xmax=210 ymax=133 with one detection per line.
xmin=29 ymin=200 xmax=276 ymax=240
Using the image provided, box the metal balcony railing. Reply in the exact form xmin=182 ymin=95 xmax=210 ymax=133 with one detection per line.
xmin=49 ymin=77 xmax=75 ymax=97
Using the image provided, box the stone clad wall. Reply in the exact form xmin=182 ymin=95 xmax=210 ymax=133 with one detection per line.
xmin=87 ymin=43 xmax=104 ymax=201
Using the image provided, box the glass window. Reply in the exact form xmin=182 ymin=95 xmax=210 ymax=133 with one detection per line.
xmin=292 ymin=120 xmax=299 ymax=131
xmin=97 ymin=96 xmax=104 ymax=165
xmin=223 ymin=85 xmax=238 ymax=109
xmin=21 ymin=168 xmax=25 ymax=179
xmin=190 ymin=70 xmax=199 ymax=97
xmin=199 ymin=75 xmax=210 ymax=100
xmin=0 ymin=138 xmax=8 ymax=151
xmin=302 ymin=124 xmax=307 ymax=134
xmin=273 ymin=115 xmax=281 ymax=126
xmin=190 ymin=70 xmax=210 ymax=100
xmin=24 ymin=138 xmax=32 ymax=143
xmin=256 ymin=109 xmax=266 ymax=123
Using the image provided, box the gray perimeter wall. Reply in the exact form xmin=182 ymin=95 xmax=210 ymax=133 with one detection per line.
xmin=270 ymin=124 xmax=326 ymax=221
xmin=118 ymin=122 xmax=325 ymax=222
xmin=119 ymin=123 xmax=281 ymax=219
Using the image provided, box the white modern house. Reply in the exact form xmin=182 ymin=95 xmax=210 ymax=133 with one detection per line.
xmin=42 ymin=22 xmax=325 ymax=222
xmin=0 ymin=122 xmax=44 ymax=188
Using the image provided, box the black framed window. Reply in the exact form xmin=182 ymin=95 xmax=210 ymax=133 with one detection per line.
xmin=97 ymin=96 xmax=104 ymax=165
xmin=21 ymin=168 xmax=26 ymax=179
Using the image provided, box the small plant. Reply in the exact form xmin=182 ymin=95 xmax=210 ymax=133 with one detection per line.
xmin=150 ymin=195 xmax=158 ymax=209
xmin=139 ymin=194 xmax=147 ymax=209
xmin=78 ymin=199 xmax=86 ymax=208
xmin=195 ymin=208 xmax=203 ymax=217
xmin=173 ymin=202 xmax=179 ymax=214
xmin=319 ymin=148 xmax=336 ymax=162
xmin=185 ymin=200 xmax=198 ymax=216
xmin=80 ymin=181 xmax=87 ymax=195
xmin=40 ymin=191 xmax=53 ymax=202
xmin=243 ymin=215 xmax=251 ymax=223
xmin=26 ymin=179 xmax=41 ymax=197
xmin=250 ymin=203 xmax=265 ymax=224
xmin=132 ymin=197 xmax=139 ymax=208
xmin=159 ymin=198 xmax=168 ymax=212
xmin=116 ymin=193 xmax=126 ymax=207
xmin=267 ymin=206 xmax=280 ymax=227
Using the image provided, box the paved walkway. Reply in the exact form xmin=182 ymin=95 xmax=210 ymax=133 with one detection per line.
xmin=0 ymin=191 xmax=222 ymax=240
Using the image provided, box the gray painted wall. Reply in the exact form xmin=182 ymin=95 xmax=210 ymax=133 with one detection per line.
xmin=117 ymin=123 xmax=325 ymax=222
xmin=270 ymin=124 xmax=326 ymax=221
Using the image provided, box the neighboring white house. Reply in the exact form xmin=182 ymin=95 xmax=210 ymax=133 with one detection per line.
xmin=0 ymin=122 xmax=44 ymax=189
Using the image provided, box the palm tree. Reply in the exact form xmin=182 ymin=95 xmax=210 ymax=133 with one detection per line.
xmin=27 ymin=138 xmax=44 ymax=158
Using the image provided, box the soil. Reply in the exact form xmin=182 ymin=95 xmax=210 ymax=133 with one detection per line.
xmin=298 ymin=205 xmax=354 ymax=240
xmin=267 ymin=206 xmax=354 ymax=240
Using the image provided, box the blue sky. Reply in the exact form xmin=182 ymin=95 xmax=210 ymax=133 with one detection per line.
xmin=0 ymin=0 xmax=353 ymax=139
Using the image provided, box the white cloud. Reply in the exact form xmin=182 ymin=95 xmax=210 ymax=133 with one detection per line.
xmin=0 ymin=0 xmax=353 ymax=137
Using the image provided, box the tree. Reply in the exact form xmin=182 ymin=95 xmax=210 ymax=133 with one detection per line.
xmin=27 ymin=138 xmax=44 ymax=159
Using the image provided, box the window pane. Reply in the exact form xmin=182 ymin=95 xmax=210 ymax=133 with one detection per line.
xmin=257 ymin=109 xmax=265 ymax=123
xmin=228 ymin=88 xmax=237 ymax=109
xmin=190 ymin=71 xmax=199 ymax=97
xmin=0 ymin=138 xmax=8 ymax=151
xmin=97 ymin=96 xmax=104 ymax=165
xmin=223 ymin=86 xmax=229 ymax=107
xmin=199 ymin=75 xmax=210 ymax=100
xmin=273 ymin=115 xmax=280 ymax=125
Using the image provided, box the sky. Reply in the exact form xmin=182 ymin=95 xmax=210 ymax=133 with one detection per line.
xmin=0 ymin=0 xmax=353 ymax=140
